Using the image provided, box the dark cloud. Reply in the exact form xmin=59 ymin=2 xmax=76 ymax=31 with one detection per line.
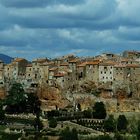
xmin=0 ymin=0 xmax=140 ymax=60
xmin=0 ymin=0 xmax=84 ymax=8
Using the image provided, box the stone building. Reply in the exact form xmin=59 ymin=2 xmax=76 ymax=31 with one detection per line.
xmin=4 ymin=58 xmax=28 ymax=82
xmin=0 ymin=60 xmax=4 ymax=85
xmin=85 ymin=61 xmax=100 ymax=83
xmin=123 ymin=51 xmax=140 ymax=59
xmin=25 ymin=58 xmax=49 ymax=87
xmin=99 ymin=61 xmax=115 ymax=84
xmin=113 ymin=64 xmax=126 ymax=83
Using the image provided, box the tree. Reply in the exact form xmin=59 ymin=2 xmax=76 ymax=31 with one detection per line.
xmin=49 ymin=118 xmax=57 ymax=128
xmin=114 ymin=132 xmax=124 ymax=140
xmin=0 ymin=103 xmax=5 ymax=124
xmin=93 ymin=102 xmax=106 ymax=119
xmin=5 ymin=83 xmax=28 ymax=113
xmin=32 ymin=93 xmax=43 ymax=132
xmin=60 ymin=127 xmax=78 ymax=140
xmin=137 ymin=120 xmax=140 ymax=140
xmin=34 ymin=116 xmax=43 ymax=131
xmin=83 ymin=109 xmax=92 ymax=118
xmin=104 ymin=115 xmax=116 ymax=132
xmin=117 ymin=115 xmax=128 ymax=132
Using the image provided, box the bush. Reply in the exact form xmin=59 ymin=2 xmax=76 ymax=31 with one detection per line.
xmin=49 ymin=118 xmax=57 ymax=128
xmin=59 ymin=127 xmax=78 ymax=140
xmin=117 ymin=115 xmax=128 ymax=132
xmin=83 ymin=109 xmax=92 ymax=118
xmin=103 ymin=115 xmax=116 ymax=132
xmin=93 ymin=102 xmax=106 ymax=119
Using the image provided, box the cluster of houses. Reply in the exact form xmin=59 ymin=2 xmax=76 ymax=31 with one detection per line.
xmin=0 ymin=51 xmax=140 ymax=97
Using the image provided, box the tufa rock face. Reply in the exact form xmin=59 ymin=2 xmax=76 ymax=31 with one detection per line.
xmin=38 ymin=86 xmax=69 ymax=111
xmin=0 ymin=87 xmax=5 ymax=99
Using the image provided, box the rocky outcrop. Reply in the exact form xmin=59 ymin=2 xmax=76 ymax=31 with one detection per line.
xmin=38 ymin=86 xmax=69 ymax=111
xmin=0 ymin=87 xmax=5 ymax=99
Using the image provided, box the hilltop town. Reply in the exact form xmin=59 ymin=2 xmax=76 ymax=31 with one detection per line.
xmin=0 ymin=50 xmax=140 ymax=113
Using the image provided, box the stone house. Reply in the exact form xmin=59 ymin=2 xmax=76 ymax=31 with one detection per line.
xmin=99 ymin=61 xmax=115 ymax=84
xmin=85 ymin=61 xmax=100 ymax=83
xmin=0 ymin=60 xmax=4 ymax=85
xmin=4 ymin=58 xmax=28 ymax=82
xmin=123 ymin=51 xmax=140 ymax=59
xmin=113 ymin=64 xmax=126 ymax=83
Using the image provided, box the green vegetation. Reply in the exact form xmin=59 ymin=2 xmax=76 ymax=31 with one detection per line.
xmin=82 ymin=109 xmax=92 ymax=118
xmin=93 ymin=102 xmax=106 ymax=119
xmin=103 ymin=115 xmax=116 ymax=132
xmin=5 ymin=83 xmax=28 ymax=113
xmin=137 ymin=120 xmax=140 ymax=140
xmin=49 ymin=118 xmax=57 ymax=128
xmin=117 ymin=115 xmax=128 ymax=132
xmin=59 ymin=127 xmax=78 ymax=140
xmin=0 ymin=133 xmax=22 ymax=140
xmin=0 ymin=103 xmax=5 ymax=124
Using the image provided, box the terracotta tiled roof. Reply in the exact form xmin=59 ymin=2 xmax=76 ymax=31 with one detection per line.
xmin=77 ymin=63 xmax=86 ymax=67
xmin=86 ymin=61 xmax=100 ymax=65
xmin=69 ymin=59 xmax=80 ymax=63
xmin=60 ymin=62 xmax=69 ymax=66
xmin=54 ymin=73 xmax=65 ymax=77
xmin=13 ymin=58 xmax=26 ymax=62
xmin=26 ymin=64 xmax=32 ymax=67
xmin=121 ymin=58 xmax=129 ymax=62
xmin=77 ymin=60 xmax=100 ymax=67
xmin=114 ymin=64 xmax=126 ymax=68
xmin=49 ymin=67 xmax=58 ymax=71
xmin=126 ymin=64 xmax=140 ymax=68
xmin=127 ymin=51 xmax=140 ymax=54
xmin=32 ymin=58 xmax=49 ymax=63
xmin=100 ymin=61 xmax=117 ymax=66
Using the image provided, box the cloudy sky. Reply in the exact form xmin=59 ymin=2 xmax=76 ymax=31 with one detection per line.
xmin=0 ymin=0 xmax=140 ymax=60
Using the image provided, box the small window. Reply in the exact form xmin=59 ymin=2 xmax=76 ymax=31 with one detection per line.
xmin=104 ymin=67 xmax=107 ymax=70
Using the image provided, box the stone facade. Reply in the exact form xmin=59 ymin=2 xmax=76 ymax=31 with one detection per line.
xmin=1 ymin=51 xmax=140 ymax=105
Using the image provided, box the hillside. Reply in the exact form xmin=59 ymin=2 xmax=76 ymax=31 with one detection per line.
xmin=0 ymin=54 xmax=13 ymax=64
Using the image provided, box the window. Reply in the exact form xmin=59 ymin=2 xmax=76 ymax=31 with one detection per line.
xmin=35 ymin=74 xmax=37 ymax=79
xmin=110 ymin=71 xmax=112 ymax=74
xmin=104 ymin=71 xmax=106 ymax=74
xmin=104 ymin=67 xmax=107 ymax=70
xmin=101 ymin=71 xmax=103 ymax=74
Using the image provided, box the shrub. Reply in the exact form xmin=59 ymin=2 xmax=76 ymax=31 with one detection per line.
xmin=49 ymin=118 xmax=57 ymax=128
